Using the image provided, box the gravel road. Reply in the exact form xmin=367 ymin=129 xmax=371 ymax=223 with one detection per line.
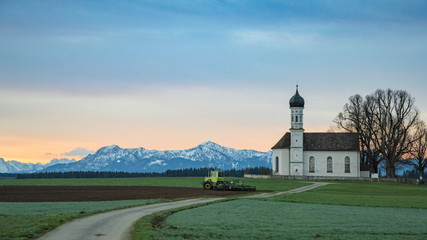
xmin=37 ymin=198 xmax=223 ymax=240
xmin=244 ymin=182 xmax=330 ymax=198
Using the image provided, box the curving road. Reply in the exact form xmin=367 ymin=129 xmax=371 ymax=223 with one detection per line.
xmin=38 ymin=182 xmax=328 ymax=240
xmin=245 ymin=182 xmax=330 ymax=198
xmin=37 ymin=198 xmax=223 ymax=240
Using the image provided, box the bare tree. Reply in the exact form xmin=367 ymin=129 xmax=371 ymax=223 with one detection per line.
xmin=369 ymin=89 xmax=419 ymax=177
xmin=335 ymin=94 xmax=380 ymax=173
xmin=404 ymin=121 xmax=427 ymax=183
xmin=336 ymin=89 xmax=420 ymax=177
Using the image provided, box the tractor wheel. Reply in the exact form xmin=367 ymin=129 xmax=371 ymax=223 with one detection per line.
xmin=203 ymin=181 xmax=212 ymax=190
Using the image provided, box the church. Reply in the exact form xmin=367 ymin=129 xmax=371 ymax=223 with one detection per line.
xmin=272 ymin=86 xmax=361 ymax=178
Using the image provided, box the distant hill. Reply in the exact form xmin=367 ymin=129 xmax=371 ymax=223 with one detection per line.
xmin=42 ymin=141 xmax=272 ymax=173
xmin=0 ymin=158 xmax=76 ymax=173
xmin=1 ymin=141 xmax=272 ymax=173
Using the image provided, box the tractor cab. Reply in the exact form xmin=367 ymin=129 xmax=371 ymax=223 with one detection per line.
xmin=204 ymin=170 xmax=225 ymax=184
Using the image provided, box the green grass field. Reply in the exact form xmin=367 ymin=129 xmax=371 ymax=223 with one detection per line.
xmin=2 ymin=177 xmax=426 ymax=240
xmin=142 ymin=199 xmax=427 ymax=240
xmin=0 ymin=177 xmax=203 ymax=187
xmin=0 ymin=199 xmax=162 ymax=240
xmin=0 ymin=177 xmax=309 ymax=191
xmin=133 ymin=181 xmax=427 ymax=240
xmin=269 ymin=182 xmax=427 ymax=209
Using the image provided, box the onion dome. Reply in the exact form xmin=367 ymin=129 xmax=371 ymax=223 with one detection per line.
xmin=289 ymin=85 xmax=305 ymax=108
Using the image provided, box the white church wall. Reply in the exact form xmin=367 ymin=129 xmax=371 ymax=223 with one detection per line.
xmin=272 ymin=149 xmax=289 ymax=175
xmin=290 ymin=148 xmax=304 ymax=163
xmin=290 ymin=129 xmax=304 ymax=148
xmin=303 ymin=151 xmax=360 ymax=177
xmin=290 ymin=162 xmax=303 ymax=176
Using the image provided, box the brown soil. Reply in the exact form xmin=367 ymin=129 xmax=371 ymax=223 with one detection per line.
xmin=0 ymin=186 xmax=253 ymax=202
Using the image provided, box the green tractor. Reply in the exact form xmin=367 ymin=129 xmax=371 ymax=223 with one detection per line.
xmin=201 ymin=170 xmax=256 ymax=191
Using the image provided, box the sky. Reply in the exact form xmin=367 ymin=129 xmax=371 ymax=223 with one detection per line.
xmin=1 ymin=0 xmax=427 ymax=164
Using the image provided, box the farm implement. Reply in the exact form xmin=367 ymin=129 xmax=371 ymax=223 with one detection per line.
xmin=201 ymin=170 xmax=256 ymax=191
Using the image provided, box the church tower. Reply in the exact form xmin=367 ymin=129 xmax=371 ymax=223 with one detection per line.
xmin=289 ymin=85 xmax=305 ymax=176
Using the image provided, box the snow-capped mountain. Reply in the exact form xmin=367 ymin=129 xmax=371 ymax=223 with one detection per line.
xmin=42 ymin=141 xmax=272 ymax=173
xmin=0 ymin=158 xmax=76 ymax=173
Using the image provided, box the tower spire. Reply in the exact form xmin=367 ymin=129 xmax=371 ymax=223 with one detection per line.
xmin=289 ymin=85 xmax=304 ymax=176
xmin=289 ymin=85 xmax=304 ymax=129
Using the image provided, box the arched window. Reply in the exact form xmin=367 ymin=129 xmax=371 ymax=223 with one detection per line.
xmin=327 ymin=156 xmax=333 ymax=173
xmin=309 ymin=156 xmax=315 ymax=173
xmin=345 ymin=156 xmax=350 ymax=173
xmin=275 ymin=157 xmax=279 ymax=173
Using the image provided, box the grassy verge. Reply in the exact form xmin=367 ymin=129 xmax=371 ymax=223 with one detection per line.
xmin=140 ymin=199 xmax=427 ymax=240
xmin=131 ymin=179 xmax=311 ymax=239
xmin=269 ymin=182 xmax=427 ymax=208
xmin=131 ymin=199 xmax=231 ymax=240
xmin=0 ymin=199 xmax=163 ymax=240
xmin=0 ymin=177 xmax=205 ymax=187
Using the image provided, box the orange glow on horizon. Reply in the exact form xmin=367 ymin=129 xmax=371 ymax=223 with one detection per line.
xmin=0 ymin=123 xmax=338 ymax=164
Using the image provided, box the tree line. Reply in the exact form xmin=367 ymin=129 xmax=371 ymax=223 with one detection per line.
xmin=402 ymin=169 xmax=427 ymax=180
xmin=335 ymin=89 xmax=427 ymax=183
xmin=14 ymin=167 xmax=272 ymax=179
xmin=0 ymin=173 xmax=17 ymax=179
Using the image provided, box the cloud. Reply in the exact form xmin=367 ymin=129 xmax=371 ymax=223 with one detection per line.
xmin=62 ymin=148 xmax=95 ymax=156
xmin=232 ymin=29 xmax=316 ymax=46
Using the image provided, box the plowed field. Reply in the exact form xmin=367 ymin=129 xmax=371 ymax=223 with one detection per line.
xmin=0 ymin=186 xmax=252 ymax=202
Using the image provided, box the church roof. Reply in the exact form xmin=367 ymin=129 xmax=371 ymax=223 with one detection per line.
xmin=271 ymin=132 xmax=360 ymax=151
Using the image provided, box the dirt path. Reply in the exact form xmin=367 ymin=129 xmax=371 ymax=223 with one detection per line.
xmin=37 ymin=198 xmax=223 ymax=240
xmin=37 ymin=182 xmax=328 ymax=240
xmin=245 ymin=182 xmax=330 ymax=198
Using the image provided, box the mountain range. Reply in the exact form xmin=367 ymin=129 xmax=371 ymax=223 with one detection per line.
xmin=0 ymin=141 xmax=272 ymax=173
xmin=0 ymin=158 xmax=76 ymax=174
